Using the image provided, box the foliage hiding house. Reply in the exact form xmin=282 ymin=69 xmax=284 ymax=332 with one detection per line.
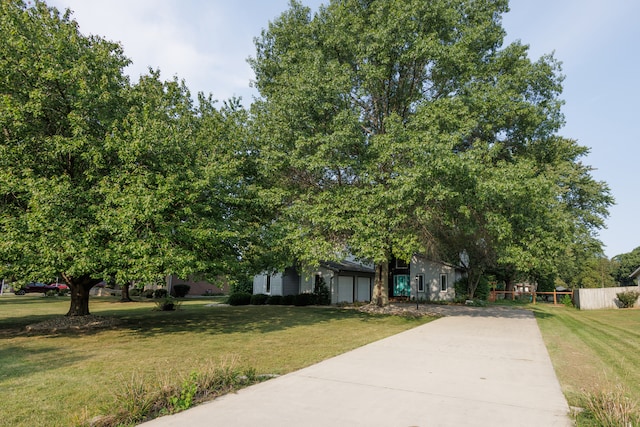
xmin=253 ymin=256 xmax=463 ymax=304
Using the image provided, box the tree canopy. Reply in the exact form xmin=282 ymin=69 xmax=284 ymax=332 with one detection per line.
xmin=0 ymin=0 xmax=264 ymax=315
xmin=250 ymin=0 xmax=612 ymax=299
xmin=612 ymin=247 xmax=640 ymax=286
xmin=1 ymin=0 xmax=615 ymax=314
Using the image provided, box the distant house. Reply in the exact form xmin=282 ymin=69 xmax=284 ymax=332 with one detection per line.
xmin=253 ymin=255 xmax=463 ymax=304
xmin=630 ymin=266 xmax=640 ymax=286
xmin=166 ymin=275 xmax=229 ymax=296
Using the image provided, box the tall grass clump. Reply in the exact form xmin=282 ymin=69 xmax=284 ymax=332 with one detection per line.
xmin=579 ymin=384 xmax=640 ymax=427
xmin=79 ymin=360 xmax=264 ymax=426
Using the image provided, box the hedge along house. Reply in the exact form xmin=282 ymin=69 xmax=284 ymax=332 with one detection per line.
xmin=253 ymin=256 xmax=463 ymax=304
xmin=389 ymin=255 xmax=463 ymax=302
xmin=253 ymin=260 xmax=376 ymax=304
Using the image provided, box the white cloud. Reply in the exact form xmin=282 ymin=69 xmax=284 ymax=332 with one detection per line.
xmin=48 ymin=0 xmax=254 ymax=101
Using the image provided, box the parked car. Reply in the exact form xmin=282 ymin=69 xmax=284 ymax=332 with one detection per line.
xmin=50 ymin=283 xmax=69 ymax=291
xmin=14 ymin=282 xmax=56 ymax=295
xmin=13 ymin=282 xmax=69 ymax=295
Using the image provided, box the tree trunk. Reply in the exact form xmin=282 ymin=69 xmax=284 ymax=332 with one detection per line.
xmin=504 ymin=276 xmax=513 ymax=299
xmin=64 ymin=274 xmax=102 ymax=316
xmin=120 ymin=282 xmax=132 ymax=302
xmin=372 ymin=262 xmax=389 ymax=306
xmin=467 ymin=269 xmax=483 ymax=299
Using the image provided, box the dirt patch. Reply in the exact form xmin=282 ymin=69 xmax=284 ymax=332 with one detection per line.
xmin=25 ymin=315 xmax=122 ymax=333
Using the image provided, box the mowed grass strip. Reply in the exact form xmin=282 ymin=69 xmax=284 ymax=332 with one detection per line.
xmin=0 ymin=295 xmax=435 ymax=427
xmin=533 ymin=305 xmax=640 ymax=408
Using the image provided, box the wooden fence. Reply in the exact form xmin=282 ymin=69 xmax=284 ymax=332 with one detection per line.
xmin=489 ymin=289 xmax=574 ymax=305
xmin=573 ymin=286 xmax=640 ymax=310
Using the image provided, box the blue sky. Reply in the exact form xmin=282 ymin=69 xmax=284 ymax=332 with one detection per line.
xmin=47 ymin=0 xmax=639 ymax=258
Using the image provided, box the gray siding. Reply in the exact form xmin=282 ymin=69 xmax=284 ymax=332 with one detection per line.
xmin=282 ymin=267 xmax=300 ymax=296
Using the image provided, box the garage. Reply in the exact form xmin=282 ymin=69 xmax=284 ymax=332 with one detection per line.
xmin=337 ymin=276 xmax=354 ymax=303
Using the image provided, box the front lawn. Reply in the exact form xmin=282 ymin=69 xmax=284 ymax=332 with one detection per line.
xmin=533 ymin=304 xmax=640 ymax=425
xmin=0 ymin=295 xmax=434 ymax=426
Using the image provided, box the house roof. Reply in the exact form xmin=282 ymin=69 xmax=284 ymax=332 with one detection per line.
xmin=630 ymin=266 xmax=640 ymax=279
xmin=321 ymin=260 xmax=375 ymax=275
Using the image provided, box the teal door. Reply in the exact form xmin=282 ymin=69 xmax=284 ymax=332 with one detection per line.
xmin=393 ymin=275 xmax=410 ymax=297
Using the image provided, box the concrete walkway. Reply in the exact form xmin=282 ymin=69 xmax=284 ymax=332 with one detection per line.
xmin=139 ymin=306 xmax=571 ymax=427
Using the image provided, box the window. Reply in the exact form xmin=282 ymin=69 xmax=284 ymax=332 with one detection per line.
xmin=417 ymin=274 xmax=424 ymax=292
xmin=266 ymin=275 xmax=271 ymax=294
xmin=440 ymin=274 xmax=448 ymax=292
xmin=395 ymin=258 xmax=409 ymax=269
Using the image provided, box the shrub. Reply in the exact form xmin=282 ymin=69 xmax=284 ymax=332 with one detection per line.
xmin=617 ymin=291 xmax=640 ymax=308
xmin=454 ymin=278 xmax=469 ymax=300
xmin=172 ymin=284 xmax=191 ymax=298
xmin=143 ymin=289 xmax=155 ymax=298
xmin=226 ymin=292 xmax=252 ymax=306
xmin=250 ymin=293 xmax=269 ymax=305
xmin=561 ymin=294 xmax=574 ymax=307
xmin=153 ymin=288 xmax=168 ymax=299
xmin=293 ymin=293 xmax=315 ymax=306
xmin=154 ymin=297 xmax=181 ymax=311
xmin=474 ymin=276 xmax=490 ymax=301
xmin=129 ymin=288 xmax=141 ymax=296
xmin=266 ymin=295 xmax=283 ymax=305
xmin=313 ymin=277 xmax=331 ymax=305
xmin=454 ymin=276 xmax=489 ymax=300
xmin=282 ymin=294 xmax=296 ymax=305
xmin=229 ymin=274 xmax=253 ymax=295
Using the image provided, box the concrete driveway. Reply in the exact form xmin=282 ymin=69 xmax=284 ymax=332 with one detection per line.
xmin=138 ymin=305 xmax=572 ymax=427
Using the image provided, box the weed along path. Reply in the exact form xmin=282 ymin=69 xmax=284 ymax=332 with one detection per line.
xmin=139 ymin=306 xmax=571 ymax=427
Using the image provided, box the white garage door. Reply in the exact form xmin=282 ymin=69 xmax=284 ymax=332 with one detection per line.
xmin=356 ymin=277 xmax=371 ymax=302
xmin=337 ymin=276 xmax=354 ymax=303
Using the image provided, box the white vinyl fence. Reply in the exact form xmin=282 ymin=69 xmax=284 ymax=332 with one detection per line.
xmin=574 ymin=286 xmax=640 ymax=310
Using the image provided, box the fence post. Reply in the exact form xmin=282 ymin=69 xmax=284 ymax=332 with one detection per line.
xmin=553 ymin=289 xmax=557 ymax=305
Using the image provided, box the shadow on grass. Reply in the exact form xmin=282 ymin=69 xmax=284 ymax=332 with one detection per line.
xmin=0 ymin=299 xmax=412 ymax=339
xmin=0 ymin=345 xmax=89 ymax=382
xmin=529 ymin=305 xmax=566 ymax=320
xmin=0 ymin=294 xmax=65 ymax=305
xmin=117 ymin=305 xmax=391 ymax=338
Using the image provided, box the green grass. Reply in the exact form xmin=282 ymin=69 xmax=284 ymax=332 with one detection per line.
xmin=532 ymin=304 xmax=640 ymax=425
xmin=0 ymin=295 xmax=434 ymax=427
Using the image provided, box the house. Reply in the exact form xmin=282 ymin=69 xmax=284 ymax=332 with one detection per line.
xmin=253 ymin=259 xmax=376 ymax=304
xmin=389 ymin=255 xmax=463 ymax=302
xmin=630 ymin=266 xmax=640 ymax=286
xmin=253 ymin=255 xmax=463 ymax=304
xmin=165 ymin=274 xmax=229 ymax=296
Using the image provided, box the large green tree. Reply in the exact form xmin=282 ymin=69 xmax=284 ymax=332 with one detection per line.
xmin=98 ymin=73 xmax=262 ymax=303
xmin=611 ymin=247 xmax=640 ymax=286
xmin=1 ymin=0 xmax=130 ymax=314
xmin=0 ymin=1 xmax=262 ymax=315
xmin=250 ymin=0 xmax=611 ymax=302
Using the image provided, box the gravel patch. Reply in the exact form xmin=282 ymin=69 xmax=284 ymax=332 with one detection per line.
xmin=354 ymin=302 xmax=530 ymax=319
xmin=25 ymin=315 xmax=122 ymax=333
xmin=354 ymin=303 xmax=443 ymax=318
